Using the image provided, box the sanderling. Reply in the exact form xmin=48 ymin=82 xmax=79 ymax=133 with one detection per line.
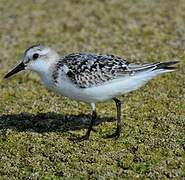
xmin=4 ymin=45 xmax=179 ymax=140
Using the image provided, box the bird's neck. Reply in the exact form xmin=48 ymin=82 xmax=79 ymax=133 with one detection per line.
xmin=38 ymin=62 xmax=57 ymax=90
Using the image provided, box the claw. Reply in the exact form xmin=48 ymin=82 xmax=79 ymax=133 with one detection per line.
xmin=69 ymin=134 xmax=90 ymax=142
xmin=105 ymin=130 xmax=120 ymax=140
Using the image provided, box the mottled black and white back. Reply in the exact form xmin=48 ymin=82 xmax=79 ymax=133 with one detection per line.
xmin=51 ymin=52 xmax=178 ymax=94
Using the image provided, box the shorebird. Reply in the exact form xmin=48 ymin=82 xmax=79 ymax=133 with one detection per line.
xmin=4 ymin=45 xmax=179 ymax=140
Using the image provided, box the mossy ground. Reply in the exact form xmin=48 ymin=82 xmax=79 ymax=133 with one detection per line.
xmin=0 ymin=0 xmax=185 ymax=179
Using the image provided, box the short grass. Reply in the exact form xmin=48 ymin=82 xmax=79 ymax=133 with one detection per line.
xmin=0 ymin=0 xmax=185 ymax=179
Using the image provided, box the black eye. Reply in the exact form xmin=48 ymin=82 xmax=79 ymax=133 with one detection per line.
xmin=32 ymin=53 xmax=39 ymax=60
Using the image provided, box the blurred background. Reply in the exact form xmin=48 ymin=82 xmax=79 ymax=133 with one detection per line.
xmin=1 ymin=0 xmax=185 ymax=62
xmin=0 ymin=0 xmax=184 ymax=179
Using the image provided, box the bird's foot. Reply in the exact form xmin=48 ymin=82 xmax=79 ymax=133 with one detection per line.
xmin=69 ymin=134 xmax=90 ymax=142
xmin=105 ymin=130 xmax=120 ymax=140
xmin=92 ymin=128 xmax=97 ymax=132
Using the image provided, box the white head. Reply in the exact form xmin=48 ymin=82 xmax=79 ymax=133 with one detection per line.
xmin=4 ymin=45 xmax=60 ymax=78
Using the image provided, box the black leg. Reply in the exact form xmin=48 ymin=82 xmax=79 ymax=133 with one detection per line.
xmin=85 ymin=110 xmax=97 ymax=138
xmin=106 ymin=98 xmax=122 ymax=139
xmin=73 ymin=103 xmax=97 ymax=142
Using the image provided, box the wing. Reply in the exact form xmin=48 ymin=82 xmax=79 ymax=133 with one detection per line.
xmin=59 ymin=53 xmax=131 ymax=88
xmin=58 ymin=53 xmax=158 ymax=88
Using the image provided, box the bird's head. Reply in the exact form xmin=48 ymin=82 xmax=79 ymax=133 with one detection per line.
xmin=4 ymin=44 xmax=60 ymax=78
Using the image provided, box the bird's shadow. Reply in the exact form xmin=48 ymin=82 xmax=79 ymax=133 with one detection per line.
xmin=0 ymin=112 xmax=115 ymax=133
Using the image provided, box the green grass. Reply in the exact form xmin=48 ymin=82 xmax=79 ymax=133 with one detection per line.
xmin=0 ymin=0 xmax=185 ymax=179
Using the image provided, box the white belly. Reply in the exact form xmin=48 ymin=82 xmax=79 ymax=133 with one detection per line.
xmin=41 ymin=70 xmax=162 ymax=103
xmin=52 ymin=71 xmax=160 ymax=103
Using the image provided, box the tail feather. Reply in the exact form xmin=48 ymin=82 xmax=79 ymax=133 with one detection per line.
xmin=154 ymin=60 xmax=179 ymax=71
xmin=128 ymin=60 xmax=179 ymax=74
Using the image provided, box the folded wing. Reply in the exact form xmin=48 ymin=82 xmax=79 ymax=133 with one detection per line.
xmin=61 ymin=53 xmax=179 ymax=88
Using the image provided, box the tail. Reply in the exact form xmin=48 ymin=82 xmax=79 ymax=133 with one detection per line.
xmin=128 ymin=60 xmax=179 ymax=74
xmin=153 ymin=60 xmax=179 ymax=72
xmin=115 ymin=60 xmax=179 ymax=94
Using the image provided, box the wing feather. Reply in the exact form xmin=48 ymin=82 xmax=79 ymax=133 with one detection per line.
xmin=61 ymin=53 xmax=131 ymax=88
xmin=59 ymin=53 xmax=164 ymax=88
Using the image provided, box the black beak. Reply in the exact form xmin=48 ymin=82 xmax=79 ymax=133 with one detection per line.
xmin=4 ymin=62 xmax=25 ymax=79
